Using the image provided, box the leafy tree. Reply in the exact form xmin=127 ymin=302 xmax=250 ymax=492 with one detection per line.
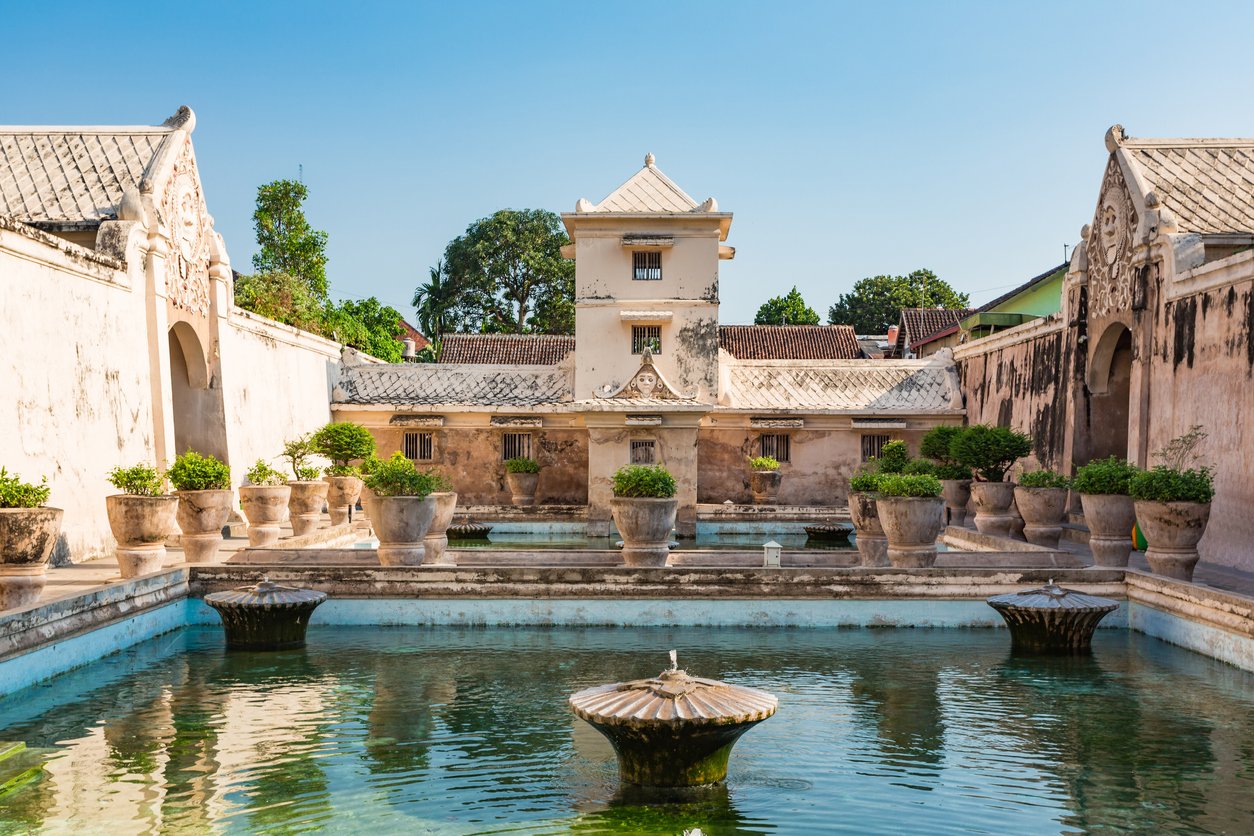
xmin=250 ymin=180 xmax=330 ymax=300
xmin=754 ymin=286 xmax=821 ymax=325
xmin=324 ymin=298 xmax=405 ymax=363
xmin=233 ymin=271 xmax=324 ymax=332
xmin=826 ymin=270 xmax=969 ymax=333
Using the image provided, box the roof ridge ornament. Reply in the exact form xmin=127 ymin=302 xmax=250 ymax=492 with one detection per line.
xmin=645 ymin=152 xmax=656 ymax=168
xmin=162 ymin=105 xmax=196 ymax=133
xmin=1105 ymin=124 xmax=1125 ymax=152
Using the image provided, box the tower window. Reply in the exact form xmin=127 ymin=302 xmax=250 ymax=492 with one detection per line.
xmin=633 ymin=251 xmax=662 ymax=281
xmin=759 ymin=434 xmax=790 ymax=463
xmin=404 ymin=431 xmax=433 ymax=462
xmin=502 ymin=432 xmax=533 ymax=461
xmin=632 ymin=326 xmax=662 ymax=354
xmin=630 ymin=439 xmax=656 ymax=464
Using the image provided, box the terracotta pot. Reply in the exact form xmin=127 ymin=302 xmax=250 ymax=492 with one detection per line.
xmin=877 ymin=496 xmax=945 ymax=568
xmin=940 ymin=479 xmax=971 ymax=527
xmin=848 ymin=491 xmax=888 ymax=567
xmin=424 ymin=492 xmax=459 ymax=565
xmin=970 ymin=481 xmax=1016 ymax=537
xmin=505 ymin=471 xmax=539 ymax=507
xmin=287 ymin=481 xmax=330 ymax=536
xmin=1080 ymin=493 xmax=1136 ymax=567
xmin=373 ymin=495 xmax=437 ymax=566
xmin=324 ymin=475 xmax=363 ymax=525
xmin=749 ymin=470 xmax=782 ymax=505
xmin=611 ymin=497 xmax=678 ymax=567
xmin=1135 ymin=500 xmax=1211 ymax=581
xmin=0 ymin=506 xmax=63 ymax=610
xmin=239 ymin=485 xmax=291 ymax=547
xmin=1014 ymin=486 xmax=1069 ymax=548
xmin=105 ymin=494 xmax=178 ymax=578
xmin=174 ymin=489 xmax=233 ymax=564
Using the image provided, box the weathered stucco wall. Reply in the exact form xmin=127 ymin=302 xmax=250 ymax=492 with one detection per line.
xmin=587 ymin=423 xmax=700 ymax=537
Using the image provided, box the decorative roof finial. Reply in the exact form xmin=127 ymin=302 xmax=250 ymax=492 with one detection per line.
xmin=1105 ymin=124 xmax=1126 ymax=153
xmin=645 ymin=152 xmax=656 ymax=168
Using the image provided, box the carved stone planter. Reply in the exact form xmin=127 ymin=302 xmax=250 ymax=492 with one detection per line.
xmin=987 ymin=582 xmax=1119 ymax=654
xmin=105 ymin=494 xmax=178 ymax=578
xmin=1135 ymin=500 xmax=1211 ymax=581
xmin=505 ymin=472 xmax=538 ymax=507
xmin=610 ymin=497 xmax=678 ymax=567
xmin=424 ymin=491 xmax=459 ymax=565
xmin=287 ymin=481 xmax=329 ymax=537
xmin=876 ymin=496 xmax=945 ymax=568
xmin=970 ymin=481 xmax=1016 ymax=537
xmin=749 ymin=470 xmax=782 ymax=505
xmin=174 ymin=489 xmax=233 ymax=564
xmin=1008 ymin=496 xmax=1026 ymax=541
xmin=1080 ymin=493 xmax=1136 ymax=567
xmin=204 ymin=578 xmax=328 ymax=650
xmin=0 ymin=507 xmax=63 ymax=610
xmin=239 ymin=485 xmax=291 ymax=547
xmin=848 ymin=491 xmax=888 ymax=567
xmin=1014 ymin=486 xmax=1069 ymax=548
xmin=373 ymin=495 xmax=436 ymax=566
xmin=940 ymin=479 xmax=971 ymax=527
xmin=324 ymin=475 xmax=363 ymax=525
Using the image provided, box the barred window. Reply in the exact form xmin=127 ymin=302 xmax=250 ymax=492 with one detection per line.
xmin=861 ymin=434 xmax=891 ymax=462
xmin=632 ymin=325 xmax=662 ymax=354
xmin=632 ymin=251 xmax=662 ymax=281
xmin=403 ymin=431 xmax=433 ymax=462
xmin=630 ymin=439 xmax=656 ymax=464
xmin=759 ymin=434 xmax=790 ymax=463
xmin=502 ymin=432 xmax=532 ymax=461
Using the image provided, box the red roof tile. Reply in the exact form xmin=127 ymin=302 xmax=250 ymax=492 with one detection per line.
xmin=892 ymin=308 xmax=974 ymax=356
xmin=438 ymin=333 xmax=575 ymax=365
xmin=717 ymin=325 xmax=862 ymax=360
xmin=397 ymin=319 xmax=430 ymax=351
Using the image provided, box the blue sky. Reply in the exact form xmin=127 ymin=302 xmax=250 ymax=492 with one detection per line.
xmin=7 ymin=0 xmax=1254 ymax=325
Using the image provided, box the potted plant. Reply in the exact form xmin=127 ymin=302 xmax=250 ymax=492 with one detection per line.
xmin=610 ymin=464 xmax=678 ymax=568
xmin=167 ymin=451 xmax=233 ymax=564
xmin=1072 ymin=456 xmax=1140 ymax=567
xmin=105 ymin=463 xmax=178 ymax=578
xmin=1014 ymin=469 xmax=1071 ymax=548
xmin=922 ymin=426 xmax=973 ymax=527
xmin=363 ymin=453 xmax=440 ymax=566
xmin=422 ymin=468 xmax=458 ymax=565
xmin=847 ymin=469 xmax=888 ymax=567
xmin=951 ymin=425 xmax=1032 ymax=537
xmin=504 ymin=457 xmax=541 ymax=507
xmin=748 ymin=456 xmax=782 ymax=505
xmin=0 ymin=468 xmax=62 ymax=610
xmin=314 ymin=421 xmax=377 ymax=525
xmin=238 ymin=460 xmax=291 ymax=547
xmin=1129 ymin=427 xmax=1214 ymax=581
xmin=283 ymin=434 xmax=330 ymax=536
xmin=875 ymin=473 xmax=946 ymax=568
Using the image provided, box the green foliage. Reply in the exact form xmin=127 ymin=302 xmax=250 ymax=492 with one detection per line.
xmin=1018 ymin=469 xmax=1071 ymax=489
xmin=282 ymin=434 xmax=322 ymax=482
xmin=108 ymin=464 xmax=165 ymax=496
xmin=921 ymin=425 xmax=964 ymax=464
xmin=1155 ymin=425 xmax=1208 ymax=471
xmin=748 ymin=456 xmax=780 ymax=471
xmin=251 ymin=179 xmax=329 ymax=299
xmin=362 ymin=453 xmax=440 ymax=498
xmin=245 ymin=460 xmax=288 ymax=487
xmin=754 ymin=286 xmax=821 ymax=326
xmin=848 ymin=470 xmax=882 ymax=493
xmin=324 ymin=297 xmax=405 ymax=363
xmin=874 ymin=440 xmax=911 ymax=474
xmin=1072 ymin=456 xmax=1140 ymax=496
xmin=167 ymin=452 xmax=231 ymax=492
xmin=413 ymin=261 xmax=455 ymax=340
xmin=313 ymin=422 xmax=377 ymax=467
xmin=950 ymin=425 xmax=1032 ymax=482
xmin=504 ymin=457 xmax=541 ymax=474
xmin=1129 ymin=466 xmax=1215 ymax=503
xmin=902 ymin=459 xmax=936 ymax=476
xmin=357 ymin=454 xmax=385 ymax=476
xmin=876 ymin=473 xmax=943 ymax=498
xmin=932 ymin=463 xmax=973 ymax=481
xmin=0 ymin=468 xmax=50 ymax=508
xmin=233 ymin=271 xmax=325 ymax=331
xmin=826 ymin=270 xmax=970 ymax=333
xmin=611 ymin=465 xmax=677 ymax=499
xmin=423 ymin=467 xmax=454 ymax=493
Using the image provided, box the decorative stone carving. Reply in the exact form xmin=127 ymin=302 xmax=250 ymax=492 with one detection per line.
xmin=490 ymin=416 xmax=543 ymax=427
xmin=749 ymin=417 xmax=804 ymax=429
xmin=161 ymin=142 xmax=212 ymax=317
xmin=625 ymin=415 xmax=663 ymax=426
xmin=598 ymin=348 xmax=692 ymax=400
xmin=1086 ymin=158 xmax=1138 ymax=320
xmin=389 ymin=414 xmax=445 ymax=427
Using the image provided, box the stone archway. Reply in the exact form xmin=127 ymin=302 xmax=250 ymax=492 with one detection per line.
xmin=1087 ymin=322 xmax=1133 ymax=461
xmin=168 ymin=322 xmax=228 ymax=460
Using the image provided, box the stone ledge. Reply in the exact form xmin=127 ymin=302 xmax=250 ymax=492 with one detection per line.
xmin=1126 ymin=570 xmax=1254 ymax=640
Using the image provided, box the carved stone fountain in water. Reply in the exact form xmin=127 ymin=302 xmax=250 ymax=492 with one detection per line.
xmin=987 ymin=580 xmax=1118 ymax=653
xmin=203 ymin=577 xmax=328 ymax=650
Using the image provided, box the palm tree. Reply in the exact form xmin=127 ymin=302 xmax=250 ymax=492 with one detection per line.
xmin=412 ymin=261 xmax=455 ymax=343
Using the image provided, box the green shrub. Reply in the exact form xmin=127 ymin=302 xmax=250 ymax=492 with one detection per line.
xmin=505 ymin=457 xmax=541 ymax=474
xmin=355 ymin=454 xmax=384 ymax=477
xmin=282 ymin=434 xmax=322 ymax=481
xmin=362 ymin=453 xmax=440 ymax=498
xmin=920 ymin=425 xmax=964 ymax=464
xmin=422 ymin=467 xmax=454 ymax=493
xmin=1072 ymin=456 xmax=1140 ymax=496
xmin=874 ymin=440 xmax=910 ymax=474
xmin=876 ymin=473 xmax=943 ymax=498
xmin=0 ymin=468 xmax=50 ymax=508
xmin=107 ymin=464 xmax=165 ymax=496
xmin=932 ymin=463 xmax=973 ymax=481
xmin=1018 ymin=469 xmax=1071 ymax=489
xmin=748 ymin=456 xmax=780 ymax=471
xmin=848 ymin=469 xmax=882 ymax=493
xmin=245 ymin=459 xmax=287 ymax=487
xmin=951 ymin=425 xmax=1032 ymax=482
xmin=312 ymin=422 xmax=376 ymax=470
xmin=611 ymin=465 xmax=677 ymax=498
xmin=167 ymin=452 xmax=231 ymax=492
xmin=902 ymin=459 xmax=936 ymax=476
xmin=1129 ymin=466 xmax=1215 ymax=503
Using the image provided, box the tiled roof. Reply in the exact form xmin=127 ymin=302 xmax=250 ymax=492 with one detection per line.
xmin=893 ymin=308 xmax=975 ymax=355
xmin=718 ymin=325 xmax=861 ymax=360
xmin=590 ymin=155 xmax=699 ymax=213
xmin=397 ymin=319 xmax=430 ymax=351
xmin=334 ymin=363 xmax=572 ymax=407
xmin=1121 ymin=139 xmax=1254 ymax=234
xmin=973 ymin=264 xmax=1067 ymax=314
xmin=720 ymin=359 xmax=962 ymax=414
xmin=438 ymin=334 xmax=574 ymax=365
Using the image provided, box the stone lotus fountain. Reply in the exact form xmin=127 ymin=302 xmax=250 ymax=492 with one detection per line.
xmin=986 ymin=580 xmax=1118 ymax=654
xmin=446 ymin=521 xmax=492 ymax=540
xmin=203 ymin=578 xmax=327 ymax=650
xmin=569 ymin=651 xmax=777 ymax=787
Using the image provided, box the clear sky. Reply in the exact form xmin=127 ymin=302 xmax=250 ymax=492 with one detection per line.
xmin=7 ymin=0 xmax=1254 ymax=326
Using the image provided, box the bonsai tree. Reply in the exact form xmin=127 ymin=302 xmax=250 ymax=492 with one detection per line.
xmin=950 ymin=425 xmax=1032 ymax=482
xmin=167 ymin=452 xmax=231 ymax=492
xmin=1018 ymin=469 xmax=1071 ymax=489
xmin=611 ymin=464 xmax=678 ymax=498
xmin=748 ymin=456 xmax=780 ymax=471
xmin=166 ymin=452 xmax=233 ymax=563
xmin=504 ymin=457 xmax=541 ymax=474
xmin=313 ymin=422 xmax=377 ymax=476
xmin=848 ymin=469 xmax=882 ymax=493
xmin=873 ymin=440 xmax=910 ymax=474
xmin=104 ymin=463 xmax=176 ymax=578
xmin=902 ymin=459 xmax=936 ymax=476
xmin=1128 ymin=426 xmax=1214 ymax=504
xmin=875 ymin=473 xmax=945 ymax=567
xmin=876 ymin=473 xmax=943 ymax=498
xmin=422 ymin=466 xmax=454 ymax=493
xmin=282 ymin=434 xmax=323 ymax=482
xmin=921 ymin=426 xmax=972 ymax=481
xmin=107 ymin=464 xmax=166 ymax=496
xmin=0 ymin=467 xmax=61 ymax=609
xmin=245 ymin=459 xmax=288 ymax=487
xmin=0 ymin=468 xmax=50 ymax=508
xmin=363 ymin=453 xmax=440 ymax=498
xmin=1072 ymin=456 xmax=1140 ymax=496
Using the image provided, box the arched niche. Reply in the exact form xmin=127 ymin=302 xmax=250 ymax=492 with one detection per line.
xmin=167 ymin=323 xmax=227 ymax=459
xmin=1086 ymin=322 xmax=1133 ymax=461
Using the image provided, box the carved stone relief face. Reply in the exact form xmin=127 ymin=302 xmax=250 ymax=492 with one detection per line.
xmin=635 ymin=371 xmax=658 ymax=396
xmin=1101 ymin=199 xmax=1123 ymax=266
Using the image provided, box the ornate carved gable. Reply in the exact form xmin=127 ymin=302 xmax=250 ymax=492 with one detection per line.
xmin=597 ymin=349 xmax=692 ymax=399
xmin=1086 ymin=157 xmax=1139 ymax=319
xmin=160 ymin=140 xmax=212 ymax=318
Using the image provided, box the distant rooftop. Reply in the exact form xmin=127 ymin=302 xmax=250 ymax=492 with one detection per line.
xmin=718 ymin=325 xmax=861 ymax=360
xmin=437 ymin=333 xmax=575 ymax=365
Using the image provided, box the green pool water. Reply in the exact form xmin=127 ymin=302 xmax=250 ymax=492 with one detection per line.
xmin=2 ymin=626 xmax=1253 ymax=834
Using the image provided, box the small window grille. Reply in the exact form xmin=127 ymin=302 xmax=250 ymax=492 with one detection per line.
xmin=861 ymin=434 xmax=891 ymax=462
xmin=759 ymin=434 xmax=790 ymax=463
xmin=502 ymin=432 xmax=533 ymax=461
xmin=633 ymin=251 xmax=662 ymax=281
xmin=632 ymin=325 xmax=662 ymax=354
xmin=403 ymin=431 xmax=433 ymax=462
xmin=630 ymin=439 xmax=656 ymax=464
